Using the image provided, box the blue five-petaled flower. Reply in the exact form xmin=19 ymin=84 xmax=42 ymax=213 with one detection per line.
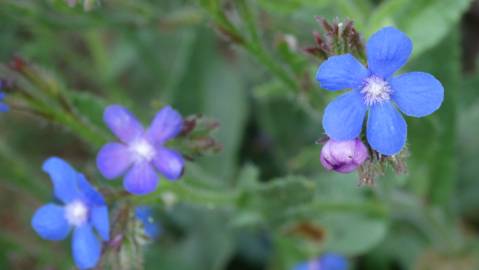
xmin=97 ymin=105 xmax=185 ymax=195
xmin=31 ymin=157 xmax=110 ymax=270
xmin=316 ymin=26 xmax=444 ymax=155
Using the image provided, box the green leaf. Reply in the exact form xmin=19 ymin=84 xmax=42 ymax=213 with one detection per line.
xmin=145 ymin=206 xmax=235 ymax=270
xmin=320 ymin=213 xmax=388 ymax=255
xmin=369 ymin=0 xmax=472 ymax=58
xmin=173 ymin=28 xmax=248 ymax=183
xmin=407 ymin=28 xmax=460 ymax=205
xmin=366 ymin=0 xmax=412 ymax=36
xmin=240 ymin=176 xmax=316 ymax=225
xmin=399 ymin=0 xmax=471 ymax=57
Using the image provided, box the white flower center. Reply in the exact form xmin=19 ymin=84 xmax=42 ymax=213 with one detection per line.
xmin=65 ymin=201 xmax=89 ymax=226
xmin=360 ymin=76 xmax=391 ymax=106
xmin=130 ymin=139 xmax=156 ymax=162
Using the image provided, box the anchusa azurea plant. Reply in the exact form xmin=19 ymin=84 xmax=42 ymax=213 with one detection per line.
xmin=97 ymin=105 xmax=185 ymax=195
xmin=0 ymin=6 xmax=448 ymax=268
xmin=315 ymin=25 xmax=444 ymax=183
xmin=0 ymin=65 xmax=215 ymax=267
xmin=31 ymin=157 xmax=110 ymax=269
xmin=317 ymin=27 xmax=444 ymax=155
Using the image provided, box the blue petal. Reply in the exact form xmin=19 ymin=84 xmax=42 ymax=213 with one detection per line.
xmin=316 ymin=54 xmax=369 ymax=91
xmin=135 ymin=206 xmax=152 ymax=221
xmin=72 ymin=224 xmax=101 ymax=270
xmin=77 ymin=174 xmax=105 ymax=206
xmin=96 ymin=142 xmax=133 ymax=179
xmin=42 ymin=157 xmax=80 ymax=203
xmin=31 ymin=204 xmax=70 ymax=241
xmin=390 ymin=72 xmax=444 ymax=117
xmin=135 ymin=206 xmax=161 ymax=239
xmin=146 ymin=105 xmax=183 ymax=144
xmin=143 ymin=221 xmax=161 ymax=239
xmin=91 ymin=206 xmax=110 ymax=241
xmin=367 ymin=102 xmax=407 ymax=155
xmin=319 ymin=253 xmax=348 ymax=270
xmin=0 ymin=103 xmax=9 ymax=112
xmin=322 ymin=90 xmax=367 ymax=140
xmin=152 ymin=148 xmax=184 ymax=180
xmin=293 ymin=262 xmax=316 ymax=270
xmin=104 ymin=105 xmax=144 ymax=144
xmin=366 ymin=27 xmax=412 ymax=78
xmin=123 ymin=161 xmax=159 ymax=195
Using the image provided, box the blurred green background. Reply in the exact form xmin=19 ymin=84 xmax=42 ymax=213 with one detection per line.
xmin=1 ymin=0 xmax=479 ymax=269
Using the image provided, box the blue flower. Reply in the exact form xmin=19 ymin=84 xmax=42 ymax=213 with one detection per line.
xmin=316 ymin=27 xmax=444 ymax=155
xmin=31 ymin=157 xmax=110 ymax=270
xmin=96 ymin=105 xmax=185 ymax=195
xmin=135 ymin=206 xmax=162 ymax=239
xmin=294 ymin=253 xmax=348 ymax=270
xmin=0 ymin=81 xmax=9 ymax=112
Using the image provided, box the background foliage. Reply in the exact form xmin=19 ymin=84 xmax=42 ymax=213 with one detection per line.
xmin=1 ymin=0 xmax=479 ymax=269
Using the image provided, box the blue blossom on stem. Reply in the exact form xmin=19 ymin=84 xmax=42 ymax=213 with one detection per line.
xmin=316 ymin=27 xmax=444 ymax=155
xmin=31 ymin=157 xmax=110 ymax=270
xmin=0 ymin=81 xmax=9 ymax=112
xmin=294 ymin=253 xmax=348 ymax=270
xmin=135 ymin=206 xmax=162 ymax=239
xmin=97 ymin=105 xmax=185 ymax=195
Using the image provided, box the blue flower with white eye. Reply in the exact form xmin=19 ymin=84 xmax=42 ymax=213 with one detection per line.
xmin=316 ymin=26 xmax=444 ymax=155
xmin=294 ymin=253 xmax=348 ymax=270
xmin=31 ymin=157 xmax=110 ymax=270
xmin=96 ymin=105 xmax=185 ymax=195
xmin=135 ymin=206 xmax=162 ymax=239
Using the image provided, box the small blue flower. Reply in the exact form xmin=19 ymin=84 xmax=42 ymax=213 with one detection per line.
xmin=135 ymin=206 xmax=162 ymax=239
xmin=316 ymin=27 xmax=444 ymax=155
xmin=31 ymin=157 xmax=110 ymax=270
xmin=96 ymin=105 xmax=185 ymax=195
xmin=294 ymin=253 xmax=348 ymax=270
xmin=0 ymin=81 xmax=9 ymax=112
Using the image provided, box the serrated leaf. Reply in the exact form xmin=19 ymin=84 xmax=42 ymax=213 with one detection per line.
xmin=241 ymin=176 xmax=316 ymax=224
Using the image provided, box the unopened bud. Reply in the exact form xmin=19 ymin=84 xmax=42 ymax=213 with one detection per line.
xmin=320 ymin=138 xmax=368 ymax=173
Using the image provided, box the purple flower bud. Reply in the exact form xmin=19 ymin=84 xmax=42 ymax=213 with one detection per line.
xmin=320 ymin=138 xmax=368 ymax=173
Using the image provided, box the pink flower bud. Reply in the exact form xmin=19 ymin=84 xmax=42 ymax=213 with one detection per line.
xmin=320 ymin=138 xmax=368 ymax=173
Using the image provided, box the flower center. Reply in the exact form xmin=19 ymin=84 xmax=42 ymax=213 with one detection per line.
xmin=130 ymin=139 xmax=156 ymax=162
xmin=360 ymin=75 xmax=391 ymax=106
xmin=65 ymin=201 xmax=89 ymax=226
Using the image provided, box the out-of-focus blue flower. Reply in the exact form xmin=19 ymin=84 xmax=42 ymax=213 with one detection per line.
xmin=0 ymin=81 xmax=9 ymax=112
xmin=135 ymin=206 xmax=162 ymax=239
xmin=294 ymin=253 xmax=348 ymax=270
xmin=31 ymin=157 xmax=109 ymax=270
xmin=316 ymin=27 xmax=444 ymax=155
xmin=96 ymin=105 xmax=185 ymax=195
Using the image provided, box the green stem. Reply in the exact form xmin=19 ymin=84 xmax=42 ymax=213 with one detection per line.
xmin=133 ymin=180 xmax=239 ymax=207
xmin=236 ymin=0 xmax=261 ymax=46
xmin=24 ymin=98 xmax=108 ymax=149
xmin=285 ymin=200 xmax=388 ymax=218
xmin=200 ymin=1 xmax=299 ymax=92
